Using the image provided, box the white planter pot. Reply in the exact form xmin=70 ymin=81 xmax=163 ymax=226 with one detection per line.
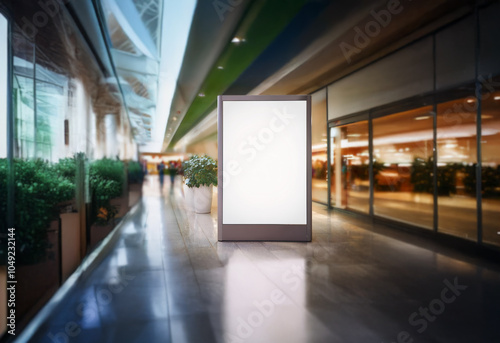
xmin=183 ymin=182 xmax=194 ymax=210
xmin=194 ymin=185 xmax=213 ymax=214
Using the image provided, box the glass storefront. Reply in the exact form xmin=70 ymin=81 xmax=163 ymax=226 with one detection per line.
xmin=437 ymin=97 xmax=477 ymax=240
xmin=327 ymin=93 xmax=499 ymax=245
xmin=330 ymin=121 xmax=370 ymax=213
xmin=373 ymin=107 xmax=434 ymax=229
xmin=311 ymin=89 xmax=328 ymax=204
xmin=481 ymin=84 xmax=500 ymax=247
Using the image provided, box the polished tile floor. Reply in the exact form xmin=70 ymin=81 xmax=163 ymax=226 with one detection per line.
xmin=28 ymin=178 xmax=500 ymax=342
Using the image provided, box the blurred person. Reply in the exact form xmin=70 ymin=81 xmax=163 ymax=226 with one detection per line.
xmin=157 ymin=161 xmax=166 ymax=187
xmin=169 ymin=161 xmax=178 ymax=186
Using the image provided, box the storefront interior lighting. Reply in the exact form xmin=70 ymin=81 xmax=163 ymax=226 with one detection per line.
xmin=414 ymin=116 xmax=431 ymax=120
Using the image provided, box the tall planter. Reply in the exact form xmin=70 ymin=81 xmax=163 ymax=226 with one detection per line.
xmin=183 ymin=180 xmax=194 ymax=211
xmin=194 ymin=185 xmax=213 ymax=214
xmin=182 ymin=155 xmax=217 ymax=214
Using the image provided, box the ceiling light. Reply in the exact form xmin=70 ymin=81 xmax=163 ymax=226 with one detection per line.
xmin=347 ymin=134 xmax=361 ymax=137
xmin=414 ymin=116 xmax=431 ymax=120
xmin=172 ymin=116 xmax=178 ymax=121
xmin=217 ymin=66 xmax=224 ymax=70
xmin=231 ymin=37 xmax=241 ymax=43
xmin=467 ymin=99 xmax=475 ymax=103
xmin=481 ymin=115 xmax=493 ymax=119
xmin=494 ymin=96 xmax=500 ymax=100
xmin=198 ymin=93 xmax=205 ymax=97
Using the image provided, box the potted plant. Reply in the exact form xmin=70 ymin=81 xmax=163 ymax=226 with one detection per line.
xmin=183 ymin=155 xmax=218 ymax=213
xmin=182 ymin=158 xmax=195 ymax=210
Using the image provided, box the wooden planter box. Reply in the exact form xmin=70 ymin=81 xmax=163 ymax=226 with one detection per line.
xmin=60 ymin=212 xmax=81 ymax=282
xmin=90 ymin=221 xmax=114 ymax=250
xmin=110 ymin=195 xmax=130 ymax=219
xmin=128 ymin=182 xmax=143 ymax=208
xmin=17 ymin=220 xmax=60 ymax=325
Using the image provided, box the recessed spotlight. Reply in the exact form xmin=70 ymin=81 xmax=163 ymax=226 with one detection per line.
xmin=494 ymin=96 xmax=500 ymax=101
xmin=231 ymin=37 xmax=241 ymax=43
xmin=198 ymin=93 xmax=205 ymax=97
xmin=172 ymin=116 xmax=178 ymax=121
xmin=467 ymin=99 xmax=475 ymax=103
xmin=414 ymin=116 xmax=431 ymax=120
xmin=217 ymin=66 xmax=224 ymax=70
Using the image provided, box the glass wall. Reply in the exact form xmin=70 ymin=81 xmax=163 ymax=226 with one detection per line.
xmin=481 ymin=85 xmax=500 ymax=247
xmin=311 ymin=88 xmax=328 ymax=204
xmin=13 ymin=33 xmax=36 ymax=159
xmin=373 ymin=107 xmax=434 ymax=229
xmin=437 ymin=97 xmax=477 ymax=240
xmin=330 ymin=121 xmax=370 ymax=213
xmin=35 ymin=68 xmax=68 ymax=162
xmin=0 ymin=13 xmax=7 ymax=159
xmin=0 ymin=12 xmax=8 ymax=337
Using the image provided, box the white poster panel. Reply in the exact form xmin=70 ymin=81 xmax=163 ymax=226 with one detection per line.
xmin=222 ymin=100 xmax=307 ymax=224
xmin=218 ymin=95 xmax=311 ymax=241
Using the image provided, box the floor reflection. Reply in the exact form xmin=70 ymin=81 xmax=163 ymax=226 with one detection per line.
xmin=27 ymin=176 xmax=500 ymax=343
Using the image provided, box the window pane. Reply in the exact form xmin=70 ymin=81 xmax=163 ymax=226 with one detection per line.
xmin=327 ymin=38 xmax=433 ymax=120
xmin=311 ymin=89 xmax=327 ymax=204
xmin=0 ymin=13 xmax=7 ymax=158
xmin=373 ymin=107 xmax=434 ymax=229
xmin=330 ymin=121 xmax=370 ymax=213
xmin=437 ymin=97 xmax=477 ymax=240
xmin=481 ymin=84 xmax=500 ymax=247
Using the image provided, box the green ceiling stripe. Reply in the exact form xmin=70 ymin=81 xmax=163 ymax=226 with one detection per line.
xmin=168 ymin=0 xmax=307 ymax=150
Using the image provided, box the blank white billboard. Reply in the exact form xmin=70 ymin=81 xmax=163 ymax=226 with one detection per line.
xmin=218 ymin=95 xmax=311 ymax=241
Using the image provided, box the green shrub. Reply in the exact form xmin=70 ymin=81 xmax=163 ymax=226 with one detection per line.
xmin=128 ymin=161 xmax=144 ymax=184
xmin=53 ymin=157 xmax=76 ymax=181
xmin=411 ymin=157 xmax=433 ymax=193
xmin=89 ymin=158 xmax=125 ymax=224
xmin=1 ymin=158 xmax=75 ymax=264
xmin=183 ymin=155 xmax=218 ymax=188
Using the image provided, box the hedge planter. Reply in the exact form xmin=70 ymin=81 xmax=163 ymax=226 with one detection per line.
xmin=194 ymin=185 xmax=213 ymax=214
xmin=110 ymin=195 xmax=130 ymax=219
xmin=17 ymin=220 xmax=60 ymax=323
xmin=90 ymin=222 xmax=114 ymax=250
xmin=128 ymin=183 xmax=143 ymax=208
xmin=60 ymin=212 xmax=81 ymax=282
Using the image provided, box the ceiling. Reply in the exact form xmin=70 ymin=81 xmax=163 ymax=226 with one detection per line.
xmin=62 ymin=0 xmax=478 ymax=152
xmin=161 ymin=0 xmax=477 ymax=153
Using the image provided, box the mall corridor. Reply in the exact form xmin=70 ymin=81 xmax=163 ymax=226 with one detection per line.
xmin=19 ymin=178 xmax=500 ymax=343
